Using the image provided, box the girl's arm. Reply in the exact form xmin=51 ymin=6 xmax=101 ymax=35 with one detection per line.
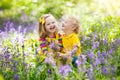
xmin=57 ymin=33 xmax=63 ymax=51
xmin=50 ymin=33 xmax=63 ymax=52
xmin=39 ymin=38 xmax=48 ymax=55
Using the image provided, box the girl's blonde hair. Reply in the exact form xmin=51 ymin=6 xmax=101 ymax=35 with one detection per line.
xmin=62 ymin=15 xmax=80 ymax=34
xmin=70 ymin=17 xmax=80 ymax=34
xmin=38 ymin=14 xmax=57 ymax=38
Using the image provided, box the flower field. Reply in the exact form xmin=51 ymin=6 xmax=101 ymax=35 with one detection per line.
xmin=0 ymin=0 xmax=120 ymax=80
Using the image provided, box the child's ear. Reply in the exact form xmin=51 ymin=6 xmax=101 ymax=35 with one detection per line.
xmin=72 ymin=26 xmax=76 ymax=31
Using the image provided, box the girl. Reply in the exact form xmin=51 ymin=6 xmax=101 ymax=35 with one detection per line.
xmin=38 ymin=14 xmax=62 ymax=64
xmin=58 ymin=15 xmax=81 ymax=66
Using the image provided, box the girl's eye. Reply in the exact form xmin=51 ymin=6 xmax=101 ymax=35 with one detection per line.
xmin=47 ymin=23 xmax=50 ymax=25
xmin=52 ymin=22 xmax=55 ymax=24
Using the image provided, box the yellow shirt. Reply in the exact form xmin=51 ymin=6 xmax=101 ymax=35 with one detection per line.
xmin=62 ymin=33 xmax=81 ymax=56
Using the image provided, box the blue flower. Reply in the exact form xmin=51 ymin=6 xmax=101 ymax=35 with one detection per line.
xmin=102 ymin=66 xmax=108 ymax=75
xmin=58 ymin=65 xmax=72 ymax=77
xmin=13 ymin=74 xmax=20 ymax=80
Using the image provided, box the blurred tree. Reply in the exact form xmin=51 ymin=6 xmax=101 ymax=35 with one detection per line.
xmin=0 ymin=0 xmax=13 ymax=10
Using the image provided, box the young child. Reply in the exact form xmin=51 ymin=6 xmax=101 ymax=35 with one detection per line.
xmin=38 ymin=14 xmax=63 ymax=64
xmin=58 ymin=15 xmax=81 ymax=66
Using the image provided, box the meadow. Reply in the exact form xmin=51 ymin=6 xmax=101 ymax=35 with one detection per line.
xmin=0 ymin=0 xmax=120 ymax=80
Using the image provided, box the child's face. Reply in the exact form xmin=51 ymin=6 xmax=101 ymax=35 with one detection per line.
xmin=45 ymin=16 xmax=57 ymax=34
xmin=61 ymin=18 xmax=74 ymax=33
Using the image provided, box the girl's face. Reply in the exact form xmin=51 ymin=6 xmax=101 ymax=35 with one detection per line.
xmin=61 ymin=18 xmax=73 ymax=32
xmin=45 ymin=16 xmax=57 ymax=35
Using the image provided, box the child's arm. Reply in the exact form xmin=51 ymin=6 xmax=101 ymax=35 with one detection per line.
xmin=57 ymin=33 xmax=63 ymax=51
xmin=39 ymin=38 xmax=49 ymax=56
xmin=49 ymin=33 xmax=63 ymax=52
xmin=70 ymin=45 xmax=78 ymax=56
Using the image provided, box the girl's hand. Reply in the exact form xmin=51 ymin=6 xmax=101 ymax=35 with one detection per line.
xmin=44 ymin=56 xmax=56 ymax=66
xmin=46 ymin=52 xmax=54 ymax=57
xmin=49 ymin=41 xmax=60 ymax=51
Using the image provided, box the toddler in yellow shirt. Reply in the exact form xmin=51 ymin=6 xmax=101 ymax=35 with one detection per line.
xmin=58 ymin=15 xmax=81 ymax=66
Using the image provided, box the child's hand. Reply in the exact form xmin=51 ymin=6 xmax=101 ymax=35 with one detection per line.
xmin=58 ymin=53 xmax=68 ymax=59
xmin=44 ymin=56 xmax=56 ymax=66
xmin=49 ymin=41 xmax=60 ymax=51
xmin=46 ymin=52 xmax=54 ymax=57
xmin=66 ymin=51 xmax=72 ymax=57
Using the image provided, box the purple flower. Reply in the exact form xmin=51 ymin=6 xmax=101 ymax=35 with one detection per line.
xmin=5 ymin=21 xmax=14 ymax=30
xmin=102 ymin=52 xmax=108 ymax=58
xmin=76 ymin=55 xmax=86 ymax=66
xmin=97 ymin=51 xmax=101 ymax=59
xmin=108 ymin=48 xmax=114 ymax=54
xmin=88 ymin=51 xmax=94 ymax=59
xmin=4 ymin=51 xmax=10 ymax=59
xmin=116 ymin=39 xmax=120 ymax=44
xmin=101 ymin=56 xmax=105 ymax=64
xmin=80 ymin=55 xmax=87 ymax=61
xmin=49 ymin=42 xmax=55 ymax=49
xmin=12 ymin=67 xmax=17 ymax=72
xmin=111 ymin=66 xmax=115 ymax=74
xmin=13 ymin=74 xmax=20 ymax=80
xmin=58 ymin=65 xmax=72 ymax=77
xmin=47 ymin=69 xmax=52 ymax=74
xmin=13 ymin=60 xmax=18 ymax=66
xmin=92 ymin=41 xmax=99 ymax=49
xmin=102 ymin=66 xmax=108 ymax=75
xmin=103 ymin=38 xmax=107 ymax=45
xmin=86 ymin=65 xmax=95 ymax=80
xmin=44 ymin=56 xmax=56 ymax=67
xmin=93 ymin=58 xmax=100 ymax=66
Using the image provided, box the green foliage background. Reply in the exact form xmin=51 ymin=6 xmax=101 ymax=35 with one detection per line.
xmin=0 ymin=0 xmax=120 ymax=23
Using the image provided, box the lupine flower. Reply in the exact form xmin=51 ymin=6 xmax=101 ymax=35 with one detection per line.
xmin=13 ymin=60 xmax=18 ymax=66
xmin=101 ymin=52 xmax=108 ymax=58
xmin=58 ymin=65 xmax=72 ymax=77
xmin=93 ymin=58 xmax=101 ymax=66
xmin=76 ymin=55 xmax=86 ymax=66
xmin=111 ymin=66 xmax=115 ymax=74
xmin=44 ymin=56 xmax=56 ymax=67
xmin=13 ymin=74 xmax=20 ymax=80
xmin=76 ymin=55 xmax=87 ymax=73
xmin=108 ymin=48 xmax=114 ymax=54
xmin=102 ymin=66 xmax=108 ymax=75
xmin=80 ymin=54 xmax=87 ymax=63
xmin=115 ymin=39 xmax=120 ymax=45
xmin=12 ymin=67 xmax=17 ymax=72
xmin=92 ymin=41 xmax=99 ymax=49
xmin=88 ymin=51 xmax=94 ymax=60
xmin=97 ymin=51 xmax=101 ymax=59
xmin=103 ymin=38 xmax=107 ymax=45
xmin=49 ymin=42 xmax=58 ymax=51
xmin=4 ymin=51 xmax=10 ymax=60
xmin=5 ymin=21 xmax=14 ymax=30
xmin=101 ymin=56 xmax=105 ymax=64
xmin=86 ymin=65 xmax=95 ymax=80
xmin=47 ymin=69 xmax=52 ymax=74
xmin=49 ymin=42 xmax=55 ymax=49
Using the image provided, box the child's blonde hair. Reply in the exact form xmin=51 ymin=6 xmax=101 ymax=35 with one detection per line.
xmin=62 ymin=15 xmax=80 ymax=34
xmin=69 ymin=16 xmax=80 ymax=34
xmin=38 ymin=14 xmax=57 ymax=38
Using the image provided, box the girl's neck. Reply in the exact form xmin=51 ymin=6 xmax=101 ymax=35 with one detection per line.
xmin=48 ymin=33 xmax=55 ymax=38
xmin=64 ymin=31 xmax=73 ymax=36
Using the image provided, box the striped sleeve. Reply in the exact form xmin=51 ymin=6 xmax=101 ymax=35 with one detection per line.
xmin=58 ymin=33 xmax=63 ymax=51
xmin=39 ymin=38 xmax=48 ymax=54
